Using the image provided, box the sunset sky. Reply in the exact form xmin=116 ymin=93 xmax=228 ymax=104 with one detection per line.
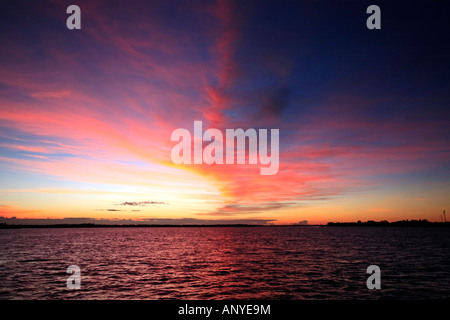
xmin=0 ymin=0 xmax=449 ymax=225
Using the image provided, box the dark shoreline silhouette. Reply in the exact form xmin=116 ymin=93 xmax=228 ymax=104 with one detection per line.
xmin=0 ymin=223 xmax=265 ymax=229
xmin=0 ymin=219 xmax=449 ymax=229
xmin=326 ymin=219 xmax=449 ymax=227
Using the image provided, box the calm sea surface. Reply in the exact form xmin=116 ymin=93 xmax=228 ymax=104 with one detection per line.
xmin=0 ymin=226 xmax=449 ymax=300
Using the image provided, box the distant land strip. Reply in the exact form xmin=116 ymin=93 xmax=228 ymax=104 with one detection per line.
xmin=326 ymin=219 xmax=449 ymax=227
xmin=0 ymin=219 xmax=449 ymax=229
xmin=0 ymin=223 xmax=267 ymax=229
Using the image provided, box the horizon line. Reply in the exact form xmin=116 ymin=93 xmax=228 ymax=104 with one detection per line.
xmin=1 ymin=219 xmax=448 ymax=228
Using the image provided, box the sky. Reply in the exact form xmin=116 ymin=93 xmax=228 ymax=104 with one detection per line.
xmin=0 ymin=0 xmax=449 ymax=225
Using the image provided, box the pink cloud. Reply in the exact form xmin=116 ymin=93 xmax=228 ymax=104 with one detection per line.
xmin=30 ymin=90 xmax=71 ymax=99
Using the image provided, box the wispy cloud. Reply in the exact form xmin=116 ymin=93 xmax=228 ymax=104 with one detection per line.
xmin=198 ymin=202 xmax=296 ymax=216
xmin=119 ymin=201 xmax=167 ymax=206
xmin=30 ymin=90 xmax=71 ymax=99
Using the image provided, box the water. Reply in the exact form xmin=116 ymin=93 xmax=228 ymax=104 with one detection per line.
xmin=0 ymin=226 xmax=449 ymax=300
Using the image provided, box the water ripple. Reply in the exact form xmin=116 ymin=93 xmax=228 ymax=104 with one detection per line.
xmin=0 ymin=227 xmax=449 ymax=299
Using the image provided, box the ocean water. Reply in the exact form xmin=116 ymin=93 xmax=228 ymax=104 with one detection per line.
xmin=0 ymin=226 xmax=449 ymax=300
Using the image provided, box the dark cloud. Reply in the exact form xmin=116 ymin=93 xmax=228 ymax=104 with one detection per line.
xmin=258 ymin=86 xmax=290 ymax=119
xmin=292 ymin=220 xmax=308 ymax=226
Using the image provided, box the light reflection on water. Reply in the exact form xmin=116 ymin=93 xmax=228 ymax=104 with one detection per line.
xmin=0 ymin=226 xmax=449 ymax=299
